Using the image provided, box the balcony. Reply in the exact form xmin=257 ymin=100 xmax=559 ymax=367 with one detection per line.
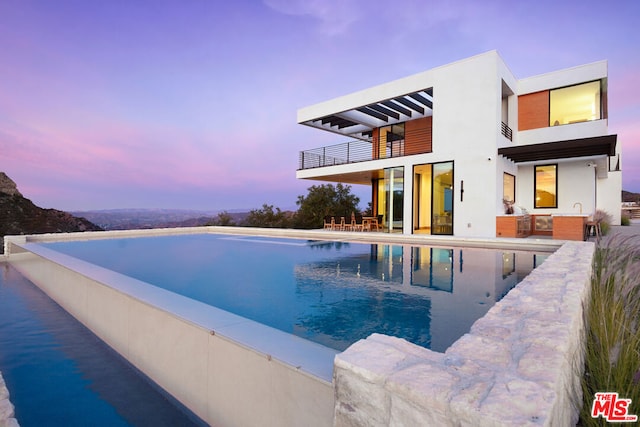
xmin=299 ymin=140 xmax=377 ymax=170
xmin=298 ymin=127 xmax=432 ymax=170
xmin=501 ymin=121 xmax=513 ymax=141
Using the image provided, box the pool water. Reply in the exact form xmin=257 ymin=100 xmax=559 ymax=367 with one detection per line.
xmin=43 ymin=234 xmax=548 ymax=352
xmin=0 ymin=263 xmax=203 ymax=427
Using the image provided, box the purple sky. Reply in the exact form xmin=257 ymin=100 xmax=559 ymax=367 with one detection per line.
xmin=1 ymin=0 xmax=639 ymax=211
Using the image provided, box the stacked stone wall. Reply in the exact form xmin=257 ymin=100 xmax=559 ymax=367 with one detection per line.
xmin=334 ymin=241 xmax=593 ymax=426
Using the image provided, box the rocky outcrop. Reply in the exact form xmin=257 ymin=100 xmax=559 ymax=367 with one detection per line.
xmin=0 ymin=173 xmax=21 ymax=197
xmin=1 ymin=172 xmax=102 ymax=253
xmin=0 ymin=372 xmax=18 ymax=426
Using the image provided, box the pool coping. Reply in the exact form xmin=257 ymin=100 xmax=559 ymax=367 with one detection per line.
xmin=3 ymin=225 xmax=564 ymax=254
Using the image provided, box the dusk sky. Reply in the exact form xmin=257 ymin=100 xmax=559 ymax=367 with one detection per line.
xmin=1 ymin=0 xmax=639 ymax=212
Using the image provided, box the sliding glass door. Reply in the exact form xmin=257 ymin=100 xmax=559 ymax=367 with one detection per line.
xmin=413 ymin=164 xmax=432 ymax=232
xmin=432 ymin=162 xmax=454 ymax=235
xmin=374 ymin=167 xmax=404 ymax=232
xmin=412 ymin=161 xmax=454 ymax=235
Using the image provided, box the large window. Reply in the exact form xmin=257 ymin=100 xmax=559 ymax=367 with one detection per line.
xmin=549 ymin=81 xmax=601 ymax=126
xmin=378 ymin=124 xmax=405 ymax=158
xmin=534 ymin=164 xmax=557 ymax=208
xmin=503 ymin=173 xmax=515 ymax=204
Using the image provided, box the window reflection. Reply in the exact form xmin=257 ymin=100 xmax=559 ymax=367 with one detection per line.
xmin=534 ymin=253 xmax=550 ymax=268
xmin=502 ymin=252 xmax=515 ymax=279
xmin=411 ymin=247 xmax=453 ymax=292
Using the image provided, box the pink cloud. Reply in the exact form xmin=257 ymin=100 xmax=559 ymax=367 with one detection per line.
xmin=1 ymin=112 xmax=299 ymax=196
xmin=609 ymin=66 xmax=640 ymax=111
xmin=613 ymin=121 xmax=640 ymax=192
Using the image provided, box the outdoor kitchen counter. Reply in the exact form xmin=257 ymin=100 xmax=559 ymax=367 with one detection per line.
xmin=552 ymin=214 xmax=589 ymax=241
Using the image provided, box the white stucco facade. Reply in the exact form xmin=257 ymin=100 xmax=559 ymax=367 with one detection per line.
xmin=297 ymin=50 xmax=621 ymax=237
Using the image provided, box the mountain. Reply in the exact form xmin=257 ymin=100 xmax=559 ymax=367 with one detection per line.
xmin=0 ymin=172 xmax=102 ymax=253
xmin=622 ymin=190 xmax=640 ymax=203
xmin=71 ymin=209 xmax=250 ymax=230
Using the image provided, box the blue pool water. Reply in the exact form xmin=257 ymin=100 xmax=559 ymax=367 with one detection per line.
xmin=43 ymin=234 xmax=548 ymax=352
xmin=0 ymin=263 xmax=203 ymax=427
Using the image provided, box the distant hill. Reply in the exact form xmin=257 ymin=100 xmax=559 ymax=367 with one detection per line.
xmin=622 ymin=190 xmax=640 ymax=203
xmin=0 ymin=172 xmax=102 ymax=253
xmin=71 ymin=208 xmax=250 ymax=230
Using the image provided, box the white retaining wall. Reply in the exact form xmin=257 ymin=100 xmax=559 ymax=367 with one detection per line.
xmin=5 ymin=238 xmax=335 ymax=427
xmin=334 ymin=241 xmax=593 ymax=426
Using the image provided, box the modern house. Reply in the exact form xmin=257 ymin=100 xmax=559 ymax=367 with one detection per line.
xmin=296 ymin=51 xmax=621 ymax=239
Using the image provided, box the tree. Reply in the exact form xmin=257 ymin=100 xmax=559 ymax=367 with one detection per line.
xmin=243 ymin=204 xmax=291 ymax=228
xmin=214 ymin=211 xmax=235 ymax=226
xmin=293 ymin=183 xmax=360 ymax=229
xmin=363 ymin=202 xmax=373 ymax=216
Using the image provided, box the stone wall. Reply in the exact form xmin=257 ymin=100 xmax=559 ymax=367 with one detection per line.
xmin=0 ymin=372 xmax=19 ymax=427
xmin=334 ymin=241 xmax=593 ymax=426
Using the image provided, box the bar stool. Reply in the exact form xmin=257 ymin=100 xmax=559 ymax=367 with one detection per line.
xmin=585 ymin=220 xmax=601 ymax=241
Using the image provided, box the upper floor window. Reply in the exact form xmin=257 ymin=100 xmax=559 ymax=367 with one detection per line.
xmin=549 ymin=81 xmax=601 ymax=126
xmin=378 ymin=124 xmax=405 ymax=158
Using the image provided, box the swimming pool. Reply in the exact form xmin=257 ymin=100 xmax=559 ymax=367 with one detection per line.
xmin=40 ymin=233 xmax=548 ymax=353
xmin=0 ymin=263 xmax=203 ymax=426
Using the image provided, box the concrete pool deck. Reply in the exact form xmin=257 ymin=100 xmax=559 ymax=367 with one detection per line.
xmin=1 ymin=227 xmax=599 ymax=426
xmin=606 ymin=220 xmax=640 ymax=239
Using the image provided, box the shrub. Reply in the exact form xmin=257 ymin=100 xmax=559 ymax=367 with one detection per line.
xmin=621 ymin=211 xmax=631 ymax=226
xmin=580 ymin=235 xmax=640 ymax=425
xmin=592 ymin=209 xmax=612 ymax=235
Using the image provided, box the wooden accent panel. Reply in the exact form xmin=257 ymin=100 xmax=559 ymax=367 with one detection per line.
xmin=371 ymin=180 xmax=378 ymax=216
xmin=552 ymin=216 xmax=587 ymax=241
xmin=496 ymin=216 xmax=518 ymax=238
xmin=496 ymin=215 xmax=531 ymax=238
xmin=371 ymin=128 xmax=379 ymax=159
xmin=518 ymin=91 xmax=549 ymax=131
xmin=404 ymin=117 xmax=433 ymax=155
